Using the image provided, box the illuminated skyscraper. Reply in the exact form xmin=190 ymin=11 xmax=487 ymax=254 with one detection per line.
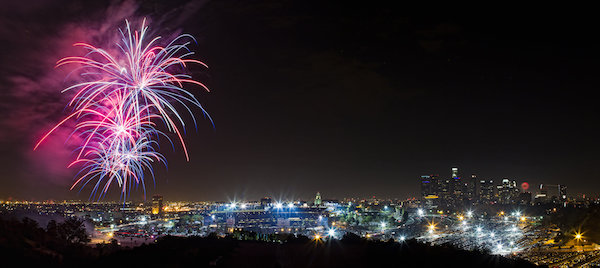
xmin=152 ymin=195 xmax=163 ymax=215
xmin=559 ymin=185 xmax=567 ymax=201
xmin=421 ymin=175 xmax=432 ymax=200
xmin=314 ymin=192 xmax=322 ymax=206
xmin=451 ymin=167 xmax=459 ymax=178
xmin=421 ymin=175 xmax=440 ymax=206
xmin=479 ymin=179 xmax=494 ymax=203
xmin=466 ymin=174 xmax=477 ymax=202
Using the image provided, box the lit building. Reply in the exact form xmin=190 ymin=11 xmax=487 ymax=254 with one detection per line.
xmin=479 ymin=179 xmax=494 ymax=203
xmin=559 ymin=185 xmax=567 ymax=201
xmin=152 ymin=195 xmax=163 ymax=215
xmin=465 ymin=174 xmax=478 ymax=202
xmin=497 ymin=178 xmax=519 ymax=204
xmin=421 ymin=175 xmax=440 ymax=207
xmin=314 ymin=192 xmax=322 ymax=206
xmin=439 ymin=178 xmax=452 ymax=204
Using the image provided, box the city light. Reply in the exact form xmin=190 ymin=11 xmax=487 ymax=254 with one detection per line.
xmin=466 ymin=210 xmax=473 ymax=218
xmin=240 ymin=203 xmax=247 ymax=209
xmin=229 ymin=202 xmax=237 ymax=209
xmin=380 ymin=222 xmax=387 ymax=228
xmin=328 ymin=228 xmax=336 ymax=237
xmin=428 ymin=221 xmax=436 ymax=234
xmin=275 ymin=203 xmax=283 ymax=209
xmin=288 ymin=203 xmax=294 ymax=208
xmin=520 ymin=216 xmax=526 ymax=222
xmin=490 ymin=232 xmax=495 ymax=238
xmin=476 ymin=227 xmax=482 ymax=232
xmin=417 ymin=209 xmax=424 ymax=217
xmin=399 ymin=236 xmax=406 ymax=241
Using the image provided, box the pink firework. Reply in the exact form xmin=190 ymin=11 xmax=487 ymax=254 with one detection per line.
xmin=35 ymin=19 xmax=211 ymax=200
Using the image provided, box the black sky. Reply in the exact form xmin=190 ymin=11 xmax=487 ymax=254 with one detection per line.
xmin=0 ymin=1 xmax=598 ymax=201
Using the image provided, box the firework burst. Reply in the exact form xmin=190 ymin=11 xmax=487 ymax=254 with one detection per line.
xmin=35 ymin=19 xmax=211 ymax=200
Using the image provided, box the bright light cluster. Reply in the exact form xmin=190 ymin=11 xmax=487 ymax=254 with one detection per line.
xmin=35 ymin=19 xmax=210 ymax=199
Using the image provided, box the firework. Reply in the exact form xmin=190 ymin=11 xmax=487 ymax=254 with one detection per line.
xmin=35 ymin=19 xmax=210 ymax=200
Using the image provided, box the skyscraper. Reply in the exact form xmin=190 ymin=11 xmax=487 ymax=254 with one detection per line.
xmin=479 ymin=179 xmax=494 ymax=204
xmin=421 ymin=175 xmax=441 ymax=207
xmin=421 ymin=175 xmax=433 ymax=200
xmin=466 ymin=174 xmax=477 ymax=202
xmin=559 ymin=185 xmax=567 ymax=201
xmin=314 ymin=192 xmax=322 ymax=206
xmin=451 ymin=167 xmax=459 ymax=178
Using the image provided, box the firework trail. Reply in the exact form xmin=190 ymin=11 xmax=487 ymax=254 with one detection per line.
xmin=34 ymin=19 xmax=211 ymax=200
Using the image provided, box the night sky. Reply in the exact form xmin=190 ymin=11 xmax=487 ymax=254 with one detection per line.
xmin=0 ymin=1 xmax=598 ymax=201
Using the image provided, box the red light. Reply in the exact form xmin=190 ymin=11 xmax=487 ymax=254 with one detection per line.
xmin=521 ymin=182 xmax=529 ymax=191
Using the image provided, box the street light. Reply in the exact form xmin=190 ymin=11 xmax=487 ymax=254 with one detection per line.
xmin=574 ymin=232 xmax=583 ymax=249
xmin=417 ymin=209 xmax=424 ymax=217
xmin=515 ymin=211 xmax=521 ymax=217
xmin=328 ymin=228 xmax=336 ymax=237
xmin=428 ymin=221 xmax=436 ymax=234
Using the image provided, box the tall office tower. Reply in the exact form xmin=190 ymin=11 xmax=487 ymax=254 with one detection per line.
xmin=558 ymin=185 xmax=567 ymax=201
xmin=314 ymin=192 xmax=322 ymax=206
xmin=421 ymin=175 xmax=433 ymax=200
xmin=479 ymin=179 xmax=494 ymax=203
xmin=452 ymin=175 xmax=463 ymax=204
xmin=152 ymin=195 xmax=163 ymax=215
xmin=421 ymin=175 xmax=440 ymax=207
xmin=451 ymin=167 xmax=459 ymax=178
xmin=439 ymin=177 xmax=452 ymax=204
xmin=466 ymin=174 xmax=477 ymax=202
xmin=510 ymin=180 xmax=520 ymax=201
xmin=535 ymin=184 xmax=549 ymax=204
xmin=498 ymin=178 xmax=516 ymax=204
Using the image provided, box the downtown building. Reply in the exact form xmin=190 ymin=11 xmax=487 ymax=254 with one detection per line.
xmin=420 ymin=167 xmax=478 ymax=208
